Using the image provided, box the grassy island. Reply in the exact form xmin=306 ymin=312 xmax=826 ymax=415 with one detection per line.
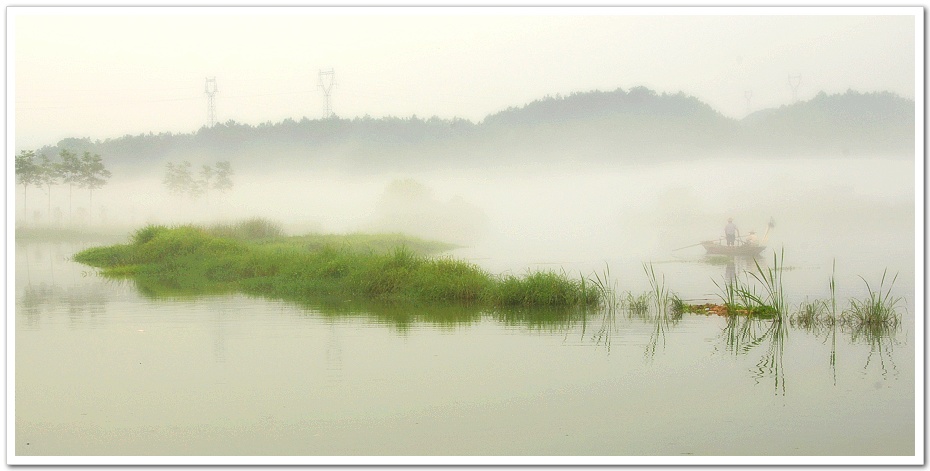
xmin=73 ymin=220 xmax=602 ymax=308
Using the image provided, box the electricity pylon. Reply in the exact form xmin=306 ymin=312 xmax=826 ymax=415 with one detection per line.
xmin=205 ymin=77 xmax=218 ymax=127
xmin=318 ymin=69 xmax=335 ymax=118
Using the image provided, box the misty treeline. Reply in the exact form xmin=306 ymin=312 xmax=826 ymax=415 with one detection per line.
xmin=163 ymin=160 xmax=234 ymax=201
xmin=26 ymin=87 xmax=915 ymax=175
xmin=15 ymin=145 xmax=236 ymax=226
xmin=15 ymin=149 xmax=111 ymax=223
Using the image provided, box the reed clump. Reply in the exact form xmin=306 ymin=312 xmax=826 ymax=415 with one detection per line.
xmin=206 ymin=218 xmax=285 ymax=241
xmin=73 ymin=223 xmax=601 ymax=309
xmin=839 ymin=270 xmax=902 ymax=330
xmin=707 ymin=250 xmax=787 ymax=320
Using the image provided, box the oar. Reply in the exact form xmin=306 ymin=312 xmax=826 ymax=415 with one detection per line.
xmin=673 ymin=242 xmax=704 ymax=251
xmin=673 ymin=238 xmax=720 ymax=251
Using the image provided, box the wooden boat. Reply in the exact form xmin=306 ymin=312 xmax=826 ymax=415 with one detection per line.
xmin=701 ymin=240 xmax=765 ymax=257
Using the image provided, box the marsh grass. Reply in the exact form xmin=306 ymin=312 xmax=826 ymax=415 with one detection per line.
xmin=644 ymin=263 xmax=669 ymax=317
xmin=746 ymin=248 xmax=787 ymax=318
xmin=712 ymin=250 xmax=787 ymax=320
xmin=73 ymin=223 xmax=601 ymax=309
xmin=583 ymin=265 xmax=621 ymax=352
xmin=624 ymin=291 xmax=651 ymax=319
xmin=206 ymin=218 xmax=285 ymax=240
xmin=710 ymin=250 xmax=790 ymax=393
xmin=841 ymin=270 xmax=902 ymax=329
xmin=791 ymin=299 xmax=829 ymax=330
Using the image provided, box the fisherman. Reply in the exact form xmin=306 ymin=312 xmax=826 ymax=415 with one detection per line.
xmin=724 ymin=218 xmax=739 ymax=246
xmin=744 ymin=230 xmax=758 ymax=246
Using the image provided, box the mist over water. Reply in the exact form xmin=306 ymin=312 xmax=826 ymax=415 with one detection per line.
xmin=18 ymin=153 xmax=914 ymax=304
xmin=13 ymin=152 xmax=918 ymax=459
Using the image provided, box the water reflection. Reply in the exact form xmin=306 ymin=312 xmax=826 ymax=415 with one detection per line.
xmin=701 ymin=254 xmax=761 ymax=285
xmin=17 ymin=240 xmax=906 ymax=398
xmin=17 ymin=241 xmax=112 ymax=329
xmin=791 ymin=309 xmax=902 ymax=380
xmin=715 ymin=301 xmax=788 ymax=394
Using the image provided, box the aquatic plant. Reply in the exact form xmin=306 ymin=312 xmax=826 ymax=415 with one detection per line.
xmin=841 ymin=269 xmax=902 ymax=329
xmin=132 ymin=224 xmax=169 ymax=245
xmin=584 ymin=264 xmax=622 ymax=352
xmin=644 ymin=262 xmax=669 ymax=317
xmin=624 ymin=291 xmax=651 ymax=319
xmin=711 ymin=249 xmax=786 ymax=320
xmin=73 ymin=222 xmax=601 ymax=310
xmin=492 ymin=270 xmax=598 ymax=307
xmin=744 ymin=248 xmax=787 ymax=319
xmin=791 ymin=299 xmax=828 ymax=330
xmin=669 ymin=295 xmax=687 ymax=316
xmin=206 ymin=217 xmax=284 ymax=240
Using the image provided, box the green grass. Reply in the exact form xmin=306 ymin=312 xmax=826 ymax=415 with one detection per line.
xmin=711 ymin=250 xmax=787 ymax=320
xmin=624 ymin=291 xmax=651 ymax=318
xmin=840 ymin=269 xmax=902 ymax=332
xmin=73 ymin=222 xmax=601 ymax=310
xmin=205 ymin=218 xmax=285 ymax=241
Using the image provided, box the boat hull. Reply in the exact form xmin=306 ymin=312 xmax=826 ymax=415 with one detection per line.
xmin=701 ymin=241 xmax=765 ymax=257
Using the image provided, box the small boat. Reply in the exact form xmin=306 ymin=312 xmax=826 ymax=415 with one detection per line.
xmin=701 ymin=240 xmax=765 ymax=257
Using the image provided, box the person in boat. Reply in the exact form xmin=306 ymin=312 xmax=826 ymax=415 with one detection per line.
xmin=724 ymin=218 xmax=739 ymax=246
xmin=744 ymin=230 xmax=758 ymax=246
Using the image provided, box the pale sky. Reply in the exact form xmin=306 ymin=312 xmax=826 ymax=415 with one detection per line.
xmin=9 ymin=6 xmax=920 ymax=150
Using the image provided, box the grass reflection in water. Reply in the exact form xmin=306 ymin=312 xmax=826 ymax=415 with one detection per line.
xmin=67 ymin=221 xmax=905 ymax=390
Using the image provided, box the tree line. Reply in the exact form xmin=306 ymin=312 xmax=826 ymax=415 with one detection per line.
xmin=15 ymin=148 xmax=236 ymax=227
xmin=21 ymin=87 xmax=915 ymax=178
xmin=15 ymin=149 xmax=111 ymax=224
xmin=163 ymin=160 xmax=234 ymax=201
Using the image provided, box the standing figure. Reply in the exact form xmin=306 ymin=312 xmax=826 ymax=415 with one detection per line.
xmin=725 ymin=218 xmax=739 ymax=246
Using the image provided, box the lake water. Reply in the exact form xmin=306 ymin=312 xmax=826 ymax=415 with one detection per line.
xmin=10 ymin=157 xmax=921 ymax=464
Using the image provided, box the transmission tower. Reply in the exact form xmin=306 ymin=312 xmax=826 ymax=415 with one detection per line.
xmin=744 ymin=90 xmax=753 ymax=116
xmin=318 ymin=69 xmax=335 ymax=118
xmin=205 ymin=77 xmax=218 ymax=127
xmin=788 ymin=74 xmax=801 ymax=103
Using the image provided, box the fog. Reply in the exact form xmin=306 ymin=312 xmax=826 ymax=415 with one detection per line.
xmin=17 ymin=154 xmax=914 ymax=286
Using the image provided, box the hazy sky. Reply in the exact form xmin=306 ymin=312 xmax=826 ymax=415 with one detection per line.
xmin=9 ymin=6 xmax=919 ymax=150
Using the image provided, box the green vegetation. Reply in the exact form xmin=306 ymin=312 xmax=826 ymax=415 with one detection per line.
xmin=73 ymin=221 xmax=601 ymax=309
xmin=710 ymin=250 xmax=787 ymax=320
xmin=15 ymin=148 xmax=111 ymax=223
xmin=842 ymin=270 xmax=902 ymax=330
xmin=786 ymin=267 xmax=902 ymax=343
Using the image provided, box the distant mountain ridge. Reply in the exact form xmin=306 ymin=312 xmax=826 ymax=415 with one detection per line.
xmin=29 ymin=87 xmax=915 ymax=176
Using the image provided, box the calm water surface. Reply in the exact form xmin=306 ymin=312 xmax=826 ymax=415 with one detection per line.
xmin=12 ymin=157 xmax=920 ymax=461
xmin=14 ymin=236 xmax=916 ymax=459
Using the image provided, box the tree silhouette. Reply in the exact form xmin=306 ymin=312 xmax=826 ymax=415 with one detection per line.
xmin=163 ymin=161 xmax=198 ymax=198
xmin=213 ymin=161 xmax=234 ymax=193
xmin=199 ymin=164 xmax=214 ymax=202
xmin=36 ymin=153 xmax=61 ymax=221
xmin=78 ymin=151 xmax=111 ymax=219
xmin=57 ymin=149 xmax=83 ymax=222
xmin=15 ymin=150 xmax=40 ymax=220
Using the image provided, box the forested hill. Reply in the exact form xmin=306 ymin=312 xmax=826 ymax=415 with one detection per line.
xmin=29 ymin=87 xmax=914 ymax=176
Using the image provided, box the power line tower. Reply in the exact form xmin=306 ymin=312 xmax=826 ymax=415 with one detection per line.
xmin=205 ymin=77 xmax=218 ymax=127
xmin=788 ymin=74 xmax=801 ymax=103
xmin=318 ymin=69 xmax=335 ymax=118
xmin=744 ymin=90 xmax=753 ymax=116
